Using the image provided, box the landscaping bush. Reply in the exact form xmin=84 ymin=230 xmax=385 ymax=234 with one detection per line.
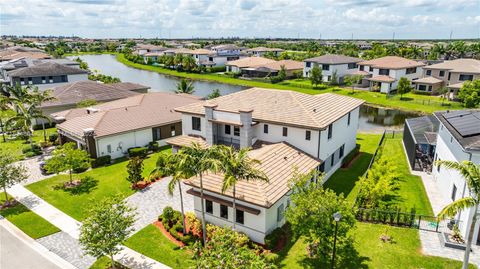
xmin=341 ymin=144 xmax=361 ymax=166
xmin=48 ymin=133 xmax=59 ymax=143
xmin=39 ymin=141 xmax=53 ymax=148
xmin=72 ymin=163 xmax=89 ymax=173
xmin=207 ymin=66 xmax=226 ymax=73
xmin=186 ymin=212 xmax=202 ymax=234
xmin=148 ymin=141 xmax=159 ymax=152
xmin=22 ymin=144 xmax=42 ymax=156
xmin=292 ymin=70 xmax=303 ymax=79
xmin=264 ymin=223 xmax=291 ymax=250
xmin=269 ymin=75 xmax=284 ymax=84
xmin=160 ymin=206 xmax=182 ymax=230
xmin=91 ymin=155 xmax=111 ymax=168
xmin=412 ymin=90 xmax=434 ymax=96
xmin=128 ymin=147 xmax=148 ymax=158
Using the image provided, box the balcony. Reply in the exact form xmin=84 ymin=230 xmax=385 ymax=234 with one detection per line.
xmin=214 ymin=135 xmax=240 ymax=149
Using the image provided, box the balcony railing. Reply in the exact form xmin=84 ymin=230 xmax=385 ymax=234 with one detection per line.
xmin=214 ymin=135 xmax=240 ymax=149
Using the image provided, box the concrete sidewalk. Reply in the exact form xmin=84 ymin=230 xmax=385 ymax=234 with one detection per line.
xmin=7 ymin=184 xmax=171 ymax=269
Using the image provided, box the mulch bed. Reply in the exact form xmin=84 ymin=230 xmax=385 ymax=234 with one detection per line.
xmin=341 ymin=152 xmax=362 ymax=169
xmin=0 ymin=199 xmax=18 ymax=210
xmin=153 ymin=221 xmax=185 ymax=247
xmin=132 ymin=177 xmax=163 ymax=190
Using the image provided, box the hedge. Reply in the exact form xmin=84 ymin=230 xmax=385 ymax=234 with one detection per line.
xmin=128 ymin=147 xmax=148 ymax=158
xmin=92 ymin=155 xmax=111 ymax=168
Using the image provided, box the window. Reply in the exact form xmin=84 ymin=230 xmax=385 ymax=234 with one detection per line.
xmin=152 ymin=127 xmax=161 ymax=141
xmin=339 ymin=144 xmax=345 ymax=158
xmin=347 ymin=112 xmax=351 ymax=126
xmin=448 ymin=73 xmax=451 ymax=80
xmin=327 ymin=124 xmax=333 ymax=139
xmin=319 ymin=162 xmax=325 ymax=172
xmin=305 ymin=62 xmax=311 ymax=68
xmin=305 ymin=130 xmax=311 ymax=141
xmin=192 ymin=117 xmax=201 ymax=131
xmin=379 ymin=69 xmax=390 ymax=75
xmin=263 ymin=124 xmax=269 ymax=134
xmin=418 ymin=85 xmax=427 ymax=91
xmin=348 ymin=63 xmax=357 ymax=69
xmin=428 ymin=85 xmax=432 ymax=92
xmin=206 ymin=200 xmax=213 ymax=214
xmin=330 ymin=153 xmax=335 ymax=167
xmin=439 ymin=70 xmax=445 ymax=77
xmin=225 ymin=125 xmax=231 ymax=135
xmin=459 ymin=74 xmax=474 ymax=81
xmin=406 ymin=67 xmax=416 ymax=75
xmin=209 ymin=57 xmax=213 ymax=61
xmin=426 ymin=70 xmax=432 ymax=76
xmin=170 ymin=125 xmax=176 ymax=136
xmin=359 ymin=65 xmax=364 ymax=71
xmin=233 ymin=126 xmax=240 ymax=136
xmin=451 ymin=185 xmax=457 ymax=201
xmin=220 ymin=204 xmax=228 ymax=219
xmin=282 ymin=127 xmax=288 ymax=137
xmin=236 ymin=209 xmax=244 ymax=224
xmin=322 ymin=64 xmax=330 ymax=71
xmin=107 ymin=144 xmax=112 ymax=153
xmin=277 ymin=204 xmax=284 ymax=222
xmin=41 ymin=76 xmax=46 ymax=83
xmin=61 ymin=75 xmax=67 ymax=82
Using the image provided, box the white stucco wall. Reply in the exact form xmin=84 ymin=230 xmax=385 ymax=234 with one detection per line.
xmin=182 ymin=114 xmax=207 ymax=138
xmin=96 ymin=128 xmax=153 ymax=159
xmin=68 ymin=73 xmax=89 ymax=83
xmin=303 ymin=63 xmax=358 ymax=82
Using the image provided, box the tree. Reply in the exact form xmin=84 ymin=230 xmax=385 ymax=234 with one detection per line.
xmin=193 ymin=225 xmax=276 ymax=269
xmin=0 ymin=150 xmax=28 ymax=205
xmin=176 ymin=143 xmax=219 ymax=245
xmin=397 ymin=77 xmax=411 ymax=99
xmin=175 ymin=79 xmax=195 ymax=94
xmin=126 ymin=157 xmax=144 ymax=187
xmin=435 ymin=160 xmax=480 ymax=269
xmin=45 ymin=142 xmax=91 ymax=184
xmin=438 ymin=86 xmax=450 ymax=106
xmin=207 ymin=88 xmax=221 ymax=100
xmin=285 ymin=172 xmax=356 ymax=266
xmin=309 ymin=64 xmax=323 ymax=88
xmin=30 ymin=88 xmax=55 ymax=142
xmin=278 ymin=65 xmax=287 ymax=81
xmin=344 ymin=74 xmax=363 ymax=93
xmin=174 ymin=53 xmax=184 ymax=67
xmin=79 ymin=197 xmax=136 ymax=269
xmin=458 ymin=80 xmax=480 ymax=108
xmin=215 ymin=145 xmax=268 ymax=230
xmin=182 ymin=55 xmax=197 ymax=72
xmin=77 ymin=99 xmax=98 ymax=108
xmin=330 ymin=70 xmax=338 ymax=86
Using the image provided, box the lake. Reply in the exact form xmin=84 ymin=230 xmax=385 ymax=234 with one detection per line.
xmin=74 ymin=54 xmax=421 ymax=132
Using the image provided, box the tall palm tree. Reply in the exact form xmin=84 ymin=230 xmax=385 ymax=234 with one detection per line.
xmin=175 ymin=79 xmax=195 ymax=94
xmin=30 ymin=88 xmax=55 ymax=142
xmin=151 ymin=153 xmax=188 ymax=234
xmin=177 ymin=143 xmax=219 ymax=245
xmin=182 ymin=55 xmax=197 ymax=72
xmin=215 ymin=145 xmax=268 ymax=230
xmin=436 ymin=160 xmax=480 ymax=269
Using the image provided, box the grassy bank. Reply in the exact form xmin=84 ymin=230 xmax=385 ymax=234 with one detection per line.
xmin=115 ymin=53 xmax=463 ymax=113
xmin=64 ymin=51 xmax=118 ymax=57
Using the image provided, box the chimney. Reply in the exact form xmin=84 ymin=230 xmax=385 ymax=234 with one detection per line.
xmin=239 ymin=108 xmax=253 ymax=148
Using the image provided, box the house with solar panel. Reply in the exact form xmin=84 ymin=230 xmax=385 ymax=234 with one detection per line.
xmin=431 ymin=110 xmax=480 ymax=242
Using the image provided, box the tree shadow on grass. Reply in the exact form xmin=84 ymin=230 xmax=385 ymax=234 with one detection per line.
xmin=293 ymin=242 xmax=369 ymax=269
xmin=54 ymin=176 xmax=98 ymax=195
xmin=399 ymin=97 xmax=413 ymax=101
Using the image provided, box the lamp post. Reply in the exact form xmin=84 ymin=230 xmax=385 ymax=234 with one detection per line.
xmin=331 ymin=212 xmax=342 ymax=269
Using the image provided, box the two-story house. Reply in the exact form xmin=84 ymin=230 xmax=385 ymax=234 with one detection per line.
xmin=414 ymin=59 xmax=480 ymax=96
xmin=245 ymin=47 xmax=284 ymax=57
xmin=207 ymin=44 xmax=247 ymax=67
xmin=432 ymin=110 xmax=480 ymax=243
xmin=166 ymin=88 xmax=364 ymax=243
xmin=303 ymin=54 xmax=363 ymax=83
xmin=357 ymin=56 xmax=425 ymax=94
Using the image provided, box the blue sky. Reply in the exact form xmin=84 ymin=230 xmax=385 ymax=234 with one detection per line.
xmin=1 ymin=0 xmax=479 ymax=39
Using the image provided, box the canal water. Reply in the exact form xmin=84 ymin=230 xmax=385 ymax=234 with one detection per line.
xmin=74 ymin=54 xmax=422 ymax=132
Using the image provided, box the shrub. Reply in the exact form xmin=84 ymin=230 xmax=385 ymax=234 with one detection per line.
xmin=48 ymin=133 xmax=59 ymax=143
xmin=39 ymin=141 xmax=53 ymax=148
xmin=186 ymin=212 xmax=202 ymax=234
xmin=72 ymin=163 xmax=89 ymax=173
xmin=292 ymin=70 xmax=303 ymax=79
xmin=264 ymin=223 xmax=291 ymax=250
xmin=148 ymin=141 xmax=159 ymax=152
xmin=412 ymin=90 xmax=434 ymax=96
xmin=92 ymin=155 xmax=111 ymax=168
xmin=269 ymin=75 xmax=284 ymax=84
xmin=22 ymin=144 xmax=42 ymax=156
xmin=207 ymin=66 xmax=226 ymax=73
xmin=128 ymin=147 xmax=148 ymax=158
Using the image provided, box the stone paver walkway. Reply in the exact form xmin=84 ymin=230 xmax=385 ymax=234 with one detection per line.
xmin=7 ymin=184 xmax=171 ymax=269
xmin=126 ymin=178 xmax=194 ymax=232
xmin=18 ymin=146 xmax=55 ymax=185
xmin=411 ymin=170 xmax=449 ymax=216
xmin=37 ymin=232 xmax=96 ymax=269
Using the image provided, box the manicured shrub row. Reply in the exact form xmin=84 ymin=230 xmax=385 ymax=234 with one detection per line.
xmin=158 ymin=207 xmax=200 ymax=246
xmin=92 ymin=155 xmax=111 ymax=168
xmin=148 ymin=141 xmax=159 ymax=152
xmin=128 ymin=147 xmax=148 ymax=158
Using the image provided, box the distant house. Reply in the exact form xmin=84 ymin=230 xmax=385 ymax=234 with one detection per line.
xmin=357 ymin=56 xmax=425 ymax=93
xmin=207 ymin=44 xmax=247 ymax=67
xmin=6 ymin=62 xmax=89 ymax=90
xmin=240 ymin=60 xmax=303 ymax=78
xmin=245 ymin=47 xmax=284 ymax=57
xmin=134 ymin=44 xmax=167 ymax=56
xmin=0 ymin=46 xmax=51 ymax=62
xmin=189 ymin=49 xmax=215 ymax=67
xmin=225 ymin=57 xmax=275 ymax=73
xmin=303 ymin=54 xmax=363 ymax=83
xmin=166 ymin=87 xmax=364 ymax=243
xmin=418 ymin=59 xmax=480 ymax=95
xmin=53 ymin=93 xmax=201 ymax=159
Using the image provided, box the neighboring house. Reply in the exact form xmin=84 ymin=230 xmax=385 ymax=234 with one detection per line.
xmin=303 ymin=54 xmax=363 ymax=83
xmin=39 ymin=80 xmax=148 ymax=119
xmin=134 ymin=44 xmax=167 ymax=56
xmin=245 ymin=47 xmax=284 ymax=57
xmin=208 ymin=44 xmax=247 ymax=66
xmin=52 ymin=93 xmax=201 ymax=159
xmin=411 ymin=76 xmax=444 ymax=94
xmin=189 ymin=49 xmax=216 ymax=67
xmin=240 ymin=60 xmax=303 ymax=78
xmin=420 ymin=59 xmax=480 ymax=95
xmin=357 ymin=56 xmax=425 ymax=93
xmin=431 ymin=110 xmax=480 ymax=242
xmin=166 ymin=87 xmax=364 ymax=243
xmin=225 ymin=57 xmax=275 ymax=73
xmin=0 ymin=46 xmax=51 ymax=62
xmin=6 ymin=62 xmax=89 ymax=90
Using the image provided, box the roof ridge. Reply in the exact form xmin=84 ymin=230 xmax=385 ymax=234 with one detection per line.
xmin=289 ymin=91 xmax=322 ymax=128
xmin=56 ymin=81 xmax=81 ymax=97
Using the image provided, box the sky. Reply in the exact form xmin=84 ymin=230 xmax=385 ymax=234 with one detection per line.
xmin=1 ymin=0 xmax=479 ymax=39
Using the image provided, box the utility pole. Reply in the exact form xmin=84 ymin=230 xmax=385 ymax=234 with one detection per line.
xmin=392 ymin=32 xmax=395 ymax=42
xmin=450 ymin=30 xmax=453 ymax=41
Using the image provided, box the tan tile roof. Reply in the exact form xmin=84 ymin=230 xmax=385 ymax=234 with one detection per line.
xmin=359 ymin=56 xmax=425 ymax=69
xmin=425 ymin=59 xmax=480 ymax=74
xmin=175 ymin=88 xmax=364 ymax=130
xmin=108 ymin=82 xmax=150 ymax=91
xmin=351 ymin=70 xmax=369 ymax=76
xmin=55 ymin=93 xmax=201 ymax=138
xmin=0 ymin=50 xmax=51 ymax=61
xmin=252 ymin=60 xmax=303 ymax=71
xmin=413 ymin=77 xmax=443 ymax=84
xmin=185 ymin=142 xmax=321 ymax=208
xmin=246 ymin=47 xmax=284 ymax=53
xmin=367 ymin=75 xmax=395 ymax=83
xmin=225 ymin=57 xmax=275 ymax=68
xmin=448 ymin=82 xmax=464 ymax=89
xmin=165 ymin=135 xmax=209 ymax=148
xmin=190 ymin=49 xmax=212 ymax=55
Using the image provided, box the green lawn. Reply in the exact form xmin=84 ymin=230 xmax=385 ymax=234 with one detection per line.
xmin=124 ymin=224 xmax=194 ymax=269
xmin=26 ymin=148 xmax=170 ymax=221
xmin=278 ymin=222 xmax=474 ymax=269
xmin=0 ymin=195 xmax=60 ymax=239
xmin=0 ymin=127 xmax=57 ymax=160
xmin=114 ymin=53 xmax=464 ymax=114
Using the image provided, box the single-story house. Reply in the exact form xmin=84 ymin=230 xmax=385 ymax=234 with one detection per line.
xmin=245 ymin=47 xmax=284 ymax=57
xmin=225 ymin=57 xmax=276 ymax=73
xmin=241 ymin=60 xmax=303 ymax=78
xmin=52 ymin=92 xmax=202 ymax=159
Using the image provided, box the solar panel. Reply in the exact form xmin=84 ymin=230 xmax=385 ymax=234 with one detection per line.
xmin=447 ymin=112 xmax=480 ymax=137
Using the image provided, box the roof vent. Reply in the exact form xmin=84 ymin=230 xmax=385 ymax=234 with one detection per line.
xmin=125 ymin=107 xmax=128 ymax=111
xmin=284 ymin=156 xmax=288 ymax=161
xmin=86 ymin=107 xmax=99 ymax=114
xmin=313 ymin=108 xmax=317 ymax=113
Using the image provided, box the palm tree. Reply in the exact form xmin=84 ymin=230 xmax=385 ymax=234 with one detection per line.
xmin=30 ymin=88 xmax=55 ymax=142
xmin=151 ymin=153 xmax=188 ymax=234
xmin=436 ymin=160 xmax=480 ymax=269
xmin=176 ymin=143 xmax=219 ymax=245
xmin=182 ymin=55 xmax=197 ymax=72
xmin=174 ymin=53 xmax=184 ymax=67
xmin=215 ymin=145 xmax=268 ymax=230
xmin=175 ymin=79 xmax=195 ymax=94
